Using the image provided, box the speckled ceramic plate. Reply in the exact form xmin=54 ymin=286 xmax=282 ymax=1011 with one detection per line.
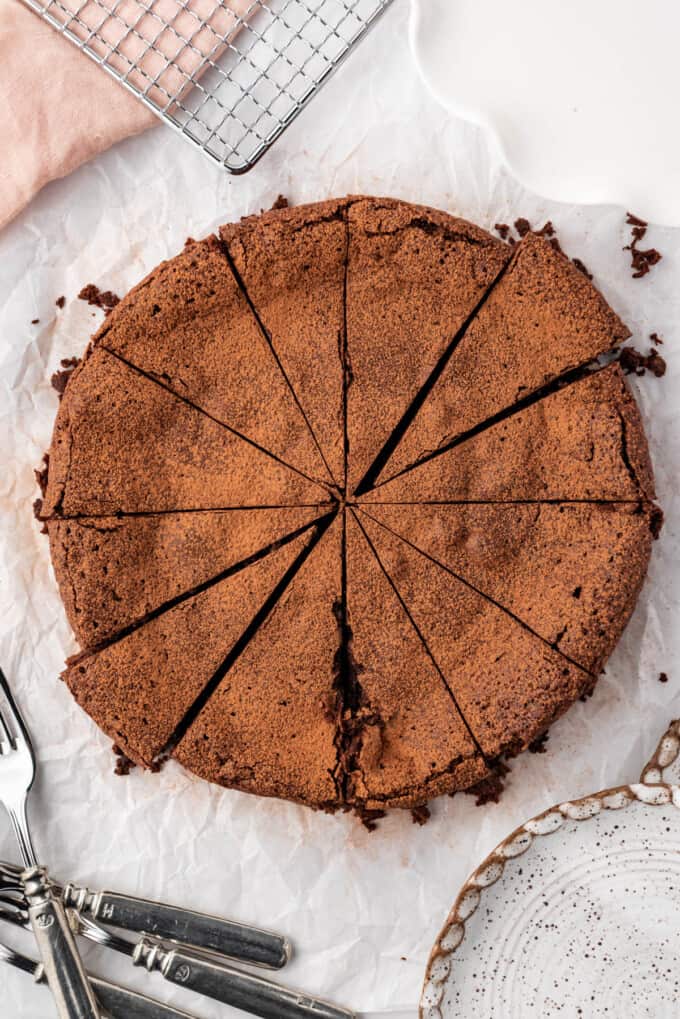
xmin=422 ymin=721 xmax=680 ymax=1018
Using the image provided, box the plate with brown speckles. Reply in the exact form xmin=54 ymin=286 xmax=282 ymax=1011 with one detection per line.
xmin=421 ymin=721 xmax=680 ymax=1018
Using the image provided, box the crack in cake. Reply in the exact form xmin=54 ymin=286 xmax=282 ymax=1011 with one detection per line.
xmin=36 ymin=196 xmax=660 ymax=818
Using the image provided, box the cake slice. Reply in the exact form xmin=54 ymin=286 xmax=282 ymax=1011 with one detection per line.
xmin=358 ymin=512 xmax=592 ymax=760
xmin=174 ymin=515 xmax=343 ymax=808
xmin=344 ymin=512 xmax=487 ymax=809
xmin=96 ymin=235 xmax=332 ymax=486
xmin=378 ymin=232 xmax=630 ymax=483
xmin=364 ymin=364 xmax=654 ymax=504
xmin=361 ymin=502 xmax=653 ymax=674
xmin=41 ymin=348 xmax=328 ymax=516
xmin=63 ymin=526 xmax=318 ymax=769
xmin=345 ymin=197 xmax=511 ymax=494
xmin=49 ymin=506 xmax=326 ymax=648
xmin=221 ymin=200 xmax=348 ymax=487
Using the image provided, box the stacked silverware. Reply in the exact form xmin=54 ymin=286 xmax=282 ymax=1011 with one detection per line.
xmin=0 ymin=669 xmax=354 ymax=1019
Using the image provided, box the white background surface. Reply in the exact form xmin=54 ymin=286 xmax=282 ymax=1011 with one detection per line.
xmin=1 ymin=1 xmax=680 ymax=1015
xmin=411 ymin=0 xmax=680 ymax=225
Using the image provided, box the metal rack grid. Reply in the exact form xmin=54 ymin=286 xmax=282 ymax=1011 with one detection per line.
xmin=20 ymin=0 xmax=395 ymax=173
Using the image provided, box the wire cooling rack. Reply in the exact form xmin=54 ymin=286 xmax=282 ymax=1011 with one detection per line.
xmin=20 ymin=0 xmax=395 ymax=173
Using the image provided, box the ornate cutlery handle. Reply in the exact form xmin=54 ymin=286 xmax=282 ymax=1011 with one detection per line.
xmin=23 ymin=866 xmax=102 ymax=1019
xmin=133 ymin=936 xmax=356 ymax=1019
xmin=62 ymin=884 xmax=290 ymax=969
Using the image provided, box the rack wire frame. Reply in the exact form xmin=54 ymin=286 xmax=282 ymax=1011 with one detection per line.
xmin=20 ymin=0 xmax=395 ymax=173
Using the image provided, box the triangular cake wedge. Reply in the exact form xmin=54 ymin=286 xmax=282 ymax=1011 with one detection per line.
xmin=48 ymin=506 xmax=326 ymax=648
xmin=362 ymin=502 xmax=654 ymax=674
xmin=345 ymin=198 xmax=511 ymax=493
xmin=63 ymin=526 xmax=317 ymax=768
xmin=41 ymin=348 xmax=327 ymax=516
xmin=358 ymin=512 xmax=593 ymax=760
xmin=96 ymin=235 xmax=331 ymax=486
xmin=174 ymin=515 xmax=343 ymax=809
xmin=344 ymin=512 xmax=487 ymax=809
xmin=221 ymin=200 xmax=348 ymax=487
xmin=379 ymin=232 xmax=630 ymax=482
xmin=364 ymin=364 xmax=654 ymax=504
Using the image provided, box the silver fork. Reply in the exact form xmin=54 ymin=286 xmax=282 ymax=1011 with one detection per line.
xmin=0 ymin=666 xmax=101 ymax=1018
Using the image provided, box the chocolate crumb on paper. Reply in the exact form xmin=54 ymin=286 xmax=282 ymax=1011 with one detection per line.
xmin=51 ymin=356 xmax=81 ymax=399
xmin=650 ymin=331 xmax=664 ymax=345
xmin=411 ymin=804 xmax=431 ymax=825
xmin=494 ymin=223 xmax=511 ymax=241
xmin=271 ymin=194 xmax=289 ymax=211
xmin=572 ymin=257 xmax=593 ymax=280
xmin=464 ymin=761 xmax=511 ymax=806
xmin=78 ymin=283 xmax=120 ymax=313
xmin=528 ymin=732 xmax=550 ymax=754
xmin=624 ymin=212 xmax=663 ymax=278
xmin=514 ymin=216 xmax=532 ymax=238
xmin=619 ymin=346 xmax=667 ymax=378
xmin=55 ymin=295 xmax=66 ymax=309
xmin=659 ymin=672 xmax=669 ymax=684
xmin=113 ymin=743 xmax=136 ymax=776
xmin=31 ymin=318 xmax=39 ymax=325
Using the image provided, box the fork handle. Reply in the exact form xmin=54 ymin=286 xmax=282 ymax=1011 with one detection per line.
xmin=62 ymin=884 xmax=290 ymax=969
xmin=24 ymin=866 xmax=102 ymax=1019
xmin=133 ymin=937 xmax=355 ymax=1019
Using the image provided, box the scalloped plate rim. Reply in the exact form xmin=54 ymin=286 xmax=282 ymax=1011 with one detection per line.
xmin=408 ymin=0 xmax=680 ymax=226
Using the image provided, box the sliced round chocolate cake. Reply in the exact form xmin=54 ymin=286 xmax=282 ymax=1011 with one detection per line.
xmin=36 ymin=197 xmax=658 ymax=818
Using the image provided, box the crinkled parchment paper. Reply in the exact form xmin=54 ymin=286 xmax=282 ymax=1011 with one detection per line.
xmin=1 ymin=1 xmax=679 ymax=1014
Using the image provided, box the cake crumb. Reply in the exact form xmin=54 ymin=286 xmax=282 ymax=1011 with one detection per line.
xmin=528 ymin=732 xmax=550 ymax=754
xmin=514 ymin=217 xmax=531 ymax=238
xmin=78 ymin=283 xmax=120 ymax=313
xmin=650 ymin=331 xmax=664 ymax=345
xmin=112 ymin=744 xmax=136 ymax=776
xmin=357 ymin=807 xmax=387 ymax=832
xmin=271 ymin=195 xmax=289 ymax=211
xmin=494 ymin=223 xmax=511 ymax=241
xmin=650 ymin=506 xmax=664 ymax=539
xmin=619 ymin=346 xmax=666 ymax=378
xmin=31 ymin=318 xmax=39 ymax=325
xmin=659 ymin=671 xmax=669 ymax=684
xmin=465 ymin=761 xmax=511 ymax=806
xmin=572 ymin=257 xmax=593 ymax=280
xmin=624 ymin=212 xmax=663 ymax=278
xmin=51 ymin=356 xmax=81 ymax=399
xmin=34 ymin=454 xmax=49 ymax=497
xmin=55 ymin=295 xmax=66 ymax=309
xmin=411 ymin=804 xmax=431 ymax=826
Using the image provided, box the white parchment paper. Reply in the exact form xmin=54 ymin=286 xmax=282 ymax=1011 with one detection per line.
xmin=1 ymin=1 xmax=679 ymax=1015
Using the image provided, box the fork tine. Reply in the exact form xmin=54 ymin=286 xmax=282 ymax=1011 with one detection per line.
xmin=0 ymin=668 xmax=29 ymax=749
xmin=0 ymin=707 xmax=13 ymax=754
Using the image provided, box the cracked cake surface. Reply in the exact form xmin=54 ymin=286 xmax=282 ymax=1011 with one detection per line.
xmin=38 ymin=196 xmax=658 ymax=818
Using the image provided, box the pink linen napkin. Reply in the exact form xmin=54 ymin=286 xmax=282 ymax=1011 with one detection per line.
xmin=1 ymin=0 xmax=250 ymax=232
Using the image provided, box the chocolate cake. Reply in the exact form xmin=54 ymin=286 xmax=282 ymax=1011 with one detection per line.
xmin=37 ymin=197 xmax=659 ymax=818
